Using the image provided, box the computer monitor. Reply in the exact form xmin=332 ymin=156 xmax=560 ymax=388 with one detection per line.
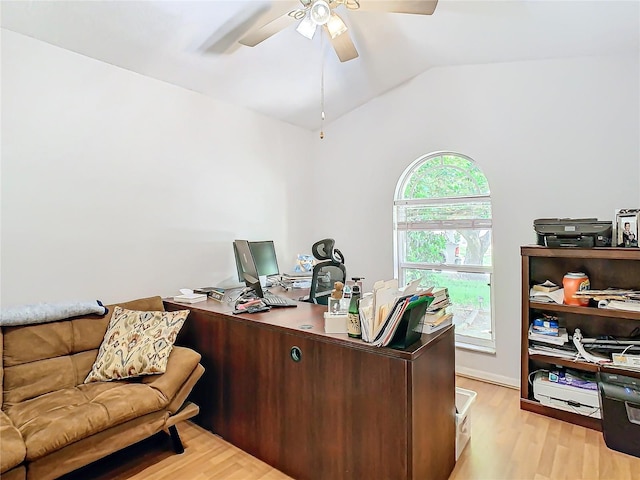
xmin=249 ymin=240 xmax=279 ymax=277
xmin=233 ymin=239 xmax=264 ymax=298
xmin=233 ymin=242 xmax=245 ymax=284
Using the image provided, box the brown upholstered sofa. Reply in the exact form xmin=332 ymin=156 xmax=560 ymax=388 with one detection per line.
xmin=0 ymin=296 xmax=204 ymax=480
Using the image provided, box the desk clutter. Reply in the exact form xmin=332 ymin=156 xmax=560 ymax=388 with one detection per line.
xmin=323 ymin=278 xmax=453 ymax=349
xmin=172 ymin=289 xmax=207 ymax=304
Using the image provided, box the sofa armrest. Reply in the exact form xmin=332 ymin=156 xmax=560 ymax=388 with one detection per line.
xmin=141 ymin=346 xmax=201 ymax=403
xmin=0 ymin=410 xmax=26 ymax=474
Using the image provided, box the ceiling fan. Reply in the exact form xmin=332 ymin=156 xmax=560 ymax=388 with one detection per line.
xmin=237 ymin=0 xmax=439 ymax=62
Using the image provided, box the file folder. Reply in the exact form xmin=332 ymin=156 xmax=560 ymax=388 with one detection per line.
xmin=388 ymin=297 xmax=432 ymax=350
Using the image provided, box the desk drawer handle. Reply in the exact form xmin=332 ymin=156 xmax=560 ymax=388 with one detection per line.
xmin=290 ymin=346 xmax=302 ymax=363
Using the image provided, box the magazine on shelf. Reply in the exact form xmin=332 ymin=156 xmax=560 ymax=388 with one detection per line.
xmin=528 ymin=325 xmax=568 ymax=346
xmin=529 ymin=287 xmax=564 ymax=304
xmin=528 ymin=343 xmax=579 ymax=360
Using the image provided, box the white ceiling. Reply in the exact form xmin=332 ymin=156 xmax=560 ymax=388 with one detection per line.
xmin=2 ymin=0 xmax=639 ymax=130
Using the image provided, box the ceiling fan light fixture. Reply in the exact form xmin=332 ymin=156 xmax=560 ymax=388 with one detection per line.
xmin=326 ymin=13 xmax=347 ymax=39
xmin=310 ymin=0 xmax=331 ymax=25
xmin=296 ymin=15 xmax=317 ymax=39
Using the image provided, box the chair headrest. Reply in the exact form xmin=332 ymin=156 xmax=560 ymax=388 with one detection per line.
xmin=312 ymin=238 xmax=335 ymax=261
xmin=311 ymin=238 xmax=345 ymax=264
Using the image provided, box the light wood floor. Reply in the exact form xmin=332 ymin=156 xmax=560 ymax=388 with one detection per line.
xmin=62 ymin=376 xmax=640 ymax=480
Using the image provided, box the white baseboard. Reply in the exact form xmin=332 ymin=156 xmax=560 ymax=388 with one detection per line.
xmin=455 ymin=366 xmax=519 ymax=389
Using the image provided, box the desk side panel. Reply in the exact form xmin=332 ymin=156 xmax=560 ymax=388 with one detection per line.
xmin=168 ymin=303 xmax=224 ymax=433
xmin=411 ymin=326 xmax=456 ymax=480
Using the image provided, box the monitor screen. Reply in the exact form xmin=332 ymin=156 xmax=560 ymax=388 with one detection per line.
xmin=250 ymin=240 xmax=279 ymax=277
xmin=233 ymin=239 xmax=264 ymax=298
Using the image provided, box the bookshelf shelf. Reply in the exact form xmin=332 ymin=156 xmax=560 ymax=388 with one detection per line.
xmin=521 ymin=246 xmax=640 ymax=431
xmin=519 ymin=398 xmax=602 ymax=431
xmin=528 ymin=353 xmax=599 ymax=373
xmin=530 ymin=301 xmax=640 ymax=321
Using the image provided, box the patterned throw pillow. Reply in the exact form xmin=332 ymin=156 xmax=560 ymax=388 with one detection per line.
xmin=84 ymin=306 xmax=189 ymax=383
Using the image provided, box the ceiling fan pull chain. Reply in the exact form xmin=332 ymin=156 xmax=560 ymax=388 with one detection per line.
xmin=320 ymin=31 xmax=326 ymax=139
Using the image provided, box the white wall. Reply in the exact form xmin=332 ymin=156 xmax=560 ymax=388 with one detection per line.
xmin=1 ymin=30 xmax=314 ymax=306
xmin=3 ymin=29 xmax=639 ymax=384
xmin=313 ymin=54 xmax=640 ymax=385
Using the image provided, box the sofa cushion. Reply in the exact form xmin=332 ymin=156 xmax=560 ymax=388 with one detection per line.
xmin=0 ymin=410 xmax=25 ymax=473
xmin=5 ymin=381 xmax=167 ymax=461
xmin=84 ymin=307 xmax=189 ymax=383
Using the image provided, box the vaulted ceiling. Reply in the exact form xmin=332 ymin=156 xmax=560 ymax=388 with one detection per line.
xmin=2 ymin=1 xmax=639 ymax=130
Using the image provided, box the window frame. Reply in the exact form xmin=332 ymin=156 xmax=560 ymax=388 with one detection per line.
xmin=393 ymin=151 xmax=495 ymax=352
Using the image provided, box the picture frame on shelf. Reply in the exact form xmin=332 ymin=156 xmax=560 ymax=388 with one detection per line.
xmin=613 ymin=209 xmax=640 ymax=247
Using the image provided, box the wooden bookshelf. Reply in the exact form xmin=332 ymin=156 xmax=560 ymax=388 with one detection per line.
xmin=521 ymin=246 xmax=640 ymax=431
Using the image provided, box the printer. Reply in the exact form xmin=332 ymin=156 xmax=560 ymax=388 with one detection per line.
xmin=534 ymin=218 xmax=612 ymax=248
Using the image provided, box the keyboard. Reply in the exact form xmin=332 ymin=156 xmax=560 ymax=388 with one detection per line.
xmin=263 ymin=292 xmax=298 ymax=308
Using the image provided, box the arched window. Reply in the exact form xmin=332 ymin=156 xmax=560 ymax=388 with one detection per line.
xmin=393 ymin=152 xmax=494 ymax=350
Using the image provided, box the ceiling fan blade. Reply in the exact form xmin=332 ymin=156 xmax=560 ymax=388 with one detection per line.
xmin=197 ymin=4 xmax=271 ymax=54
xmin=355 ymin=0 xmax=438 ymax=15
xmin=326 ymin=29 xmax=359 ymax=62
xmin=239 ymin=1 xmax=300 ymax=47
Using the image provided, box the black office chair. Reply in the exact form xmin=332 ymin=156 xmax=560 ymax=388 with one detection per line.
xmin=306 ymin=239 xmax=347 ymax=306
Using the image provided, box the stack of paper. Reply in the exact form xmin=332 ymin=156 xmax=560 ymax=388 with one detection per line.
xmin=421 ymin=312 xmax=453 ymax=334
xmin=604 ymin=300 xmax=640 ymax=312
xmin=173 ymin=293 xmax=207 ymax=304
xmin=529 ymin=287 xmax=564 ymax=304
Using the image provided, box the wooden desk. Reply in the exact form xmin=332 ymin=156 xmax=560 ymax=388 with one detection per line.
xmin=165 ymin=298 xmax=456 ymax=480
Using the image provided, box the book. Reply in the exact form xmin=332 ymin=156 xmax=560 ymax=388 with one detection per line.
xmin=173 ymin=293 xmax=207 ymax=304
xmin=532 ymin=317 xmax=559 ymax=335
xmin=193 ymin=287 xmax=224 ymax=294
xmin=421 ymin=315 xmax=453 ymax=334
xmin=423 ymin=307 xmax=447 ymax=322
xmin=528 ymin=325 xmax=568 ymax=346
xmin=427 ymin=299 xmax=450 ymax=312
xmin=430 ymin=286 xmax=449 ymax=298
xmin=531 ymin=325 xmax=559 ymax=336
xmin=426 ymin=289 xmax=451 ymax=312
xmin=423 ymin=311 xmax=453 ymax=327
xmin=532 ymin=280 xmax=559 ymax=293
